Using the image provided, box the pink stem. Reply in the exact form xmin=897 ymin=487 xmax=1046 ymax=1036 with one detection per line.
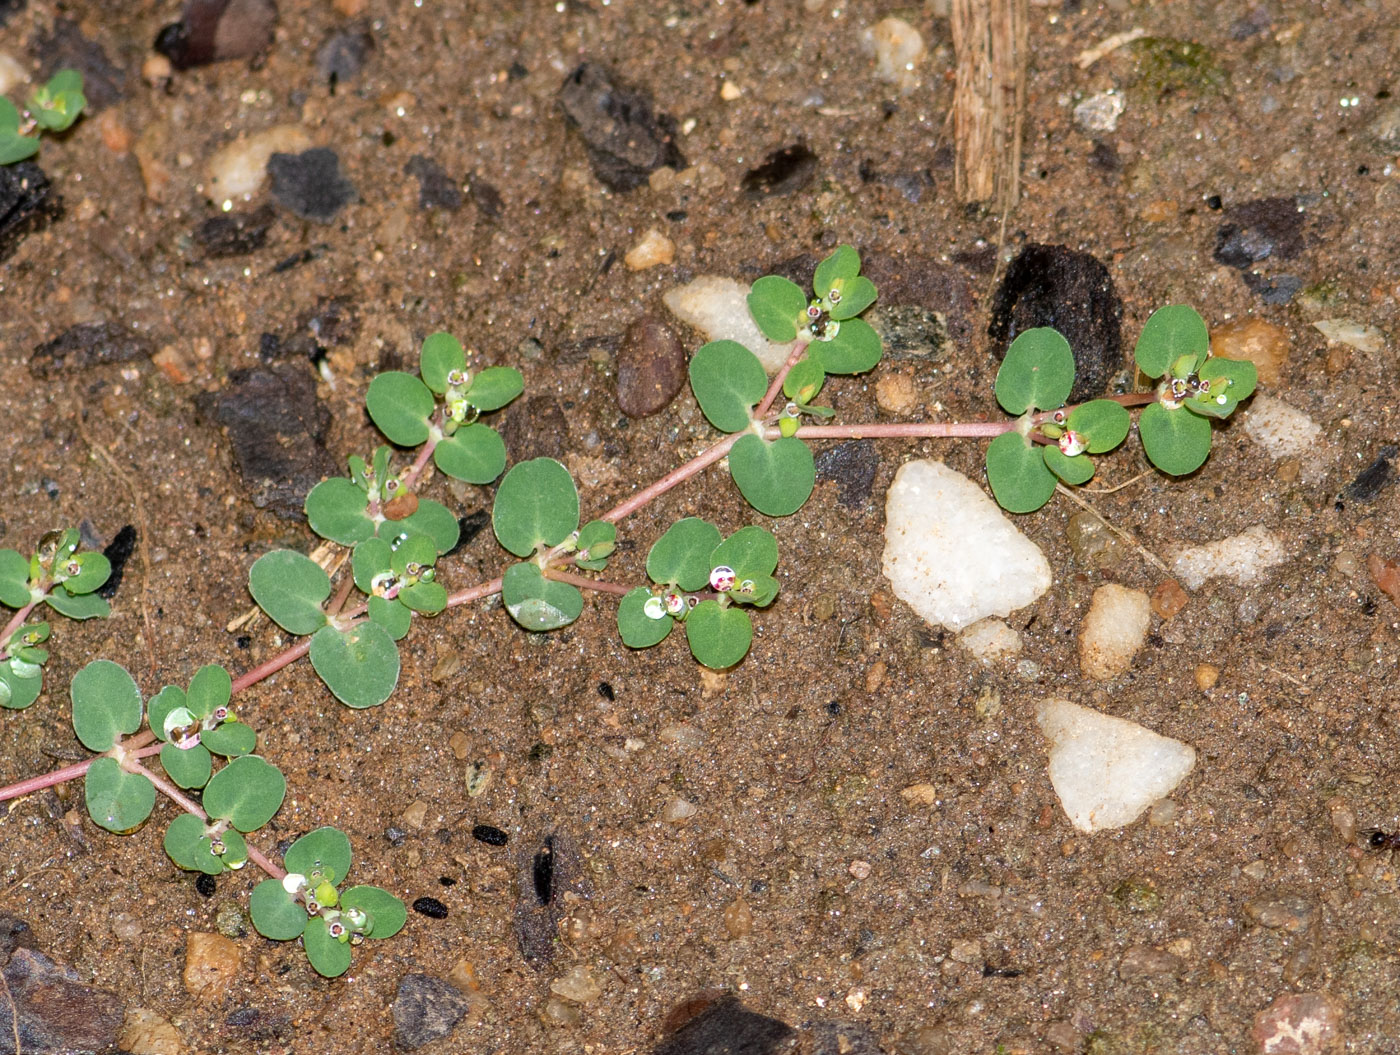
xmin=230 ymin=638 xmax=312 ymax=696
xmin=0 ymin=737 xmax=160 ymax=802
xmin=400 ymin=431 xmax=440 ymax=492
xmin=789 ymin=421 xmax=1014 ymax=440
xmin=543 ymin=568 xmax=631 ymax=597
xmin=0 ymin=598 xmax=41 ymax=656
xmin=600 ymin=433 xmax=743 ymax=525
xmin=446 ymin=576 xmax=503 ymax=610
xmin=754 ymin=341 xmax=809 ymax=419
xmin=130 ymin=761 xmax=285 ymax=880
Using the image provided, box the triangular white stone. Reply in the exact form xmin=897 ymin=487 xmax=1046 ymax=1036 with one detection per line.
xmin=1036 ymin=698 xmax=1196 ymax=833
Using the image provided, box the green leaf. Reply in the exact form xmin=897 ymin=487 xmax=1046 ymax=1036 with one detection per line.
xmin=58 ymin=552 xmax=109 ymax=595
xmin=285 ymin=827 xmax=354 ymax=885
xmin=1138 ymin=402 xmax=1212 ymax=476
xmin=827 ymin=276 xmax=877 ymax=321
xmin=310 ymin=623 xmax=400 ymax=708
xmin=250 ymin=879 xmax=308 ymax=940
xmin=748 ymin=276 xmax=808 ymax=342
xmin=647 ymin=518 xmax=722 ymax=591
xmin=811 ymin=318 xmax=882 ymax=374
xmin=729 ymin=434 xmax=815 ymax=517
xmin=782 ymin=357 xmax=826 ymax=404
xmin=502 ymin=562 xmax=583 ymax=632
xmin=43 ymin=591 xmax=109 ymax=620
xmin=84 ymin=757 xmax=155 ymax=833
xmin=1066 ymin=400 xmax=1131 ymax=453
xmin=1135 ymin=304 xmax=1208 ymax=379
xmin=0 ymin=662 xmax=42 ymax=710
xmin=352 ymin=537 xmax=393 ymax=594
xmin=203 ymin=756 xmax=286 ymax=832
xmin=0 ymin=98 xmax=20 ymax=135
xmin=303 ymin=917 xmax=353 ymax=978
xmin=465 ymin=366 xmax=525 ymax=411
xmin=0 ymin=130 xmax=39 ymax=165
xmin=165 ymin=814 xmax=226 ymax=874
xmin=618 ymin=587 xmax=673 ymax=648
xmin=145 ymin=685 xmax=185 ymax=743
xmin=389 ymin=499 xmax=460 ymax=555
xmin=985 ymin=432 xmax=1058 ymax=514
xmin=574 ymin=520 xmax=616 ymax=571
xmin=996 ymin=328 xmax=1075 ymax=415
xmin=160 ymin=741 xmax=213 ymax=789
xmin=366 ymin=372 xmax=434 ymax=446
xmin=689 ymin=340 xmax=768 ymax=433
xmin=1043 ymin=447 xmax=1095 ymax=486
xmin=305 ymin=478 xmax=374 ymax=545
xmin=340 ymin=886 xmax=408 ymax=939
xmin=0 ymin=549 xmax=30 ymax=607
xmin=368 ymin=595 xmax=412 ymax=641
xmin=399 ymin=580 xmax=447 ymax=614
xmin=389 ymin=534 xmax=437 ymax=577
xmin=187 ymin=664 xmax=231 ymax=719
xmin=685 ymin=601 xmax=753 ymax=669
xmin=71 ymin=659 xmax=142 ymax=752
xmin=729 ymin=573 xmax=779 ymax=608
xmin=30 ymin=70 xmax=86 ymax=131
xmin=710 ymin=526 xmax=779 ymax=579
xmin=433 ymin=424 xmax=507 ymax=484
xmin=813 ymin=244 xmax=862 ymax=298
xmin=248 ymin=551 xmax=330 ymax=636
xmin=491 ymin=458 xmax=580 ymax=558
xmin=419 ymin=332 xmax=466 ymax=394
xmin=201 ymin=722 xmax=256 ymax=757
xmin=1198 ymin=355 xmax=1257 ymax=404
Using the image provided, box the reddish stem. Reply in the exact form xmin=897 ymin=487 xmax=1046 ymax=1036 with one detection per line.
xmin=543 ymin=568 xmax=631 ymax=597
xmin=754 ymin=341 xmax=809 ymax=420
xmin=229 ymin=638 xmax=312 ymax=695
xmin=400 ymin=429 xmax=440 ymax=492
xmin=599 ymin=433 xmax=743 ymax=525
xmin=446 ymin=576 xmax=503 ymax=610
xmin=0 ymin=597 xmax=41 ymax=657
xmin=0 ymin=737 xmax=160 ymax=802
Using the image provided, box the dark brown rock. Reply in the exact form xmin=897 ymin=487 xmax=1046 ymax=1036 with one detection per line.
xmin=267 ymin=148 xmax=357 ymax=224
xmin=0 ymin=161 xmax=62 ymax=265
xmin=653 ymin=994 xmax=794 ymax=1055
xmin=195 ymin=364 xmax=336 ymax=519
xmin=0 ymin=946 xmax=124 ymax=1055
xmin=742 ymin=144 xmax=819 ymax=199
xmin=616 ymin=315 xmax=687 ymax=417
xmin=1214 ymin=196 xmax=1305 ymax=269
xmin=499 ymin=395 xmax=569 ymax=462
xmin=155 ymin=0 xmax=277 ymax=71
xmin=799 ymin=1019 xmax=884 ymax=1054
xmin=558 ymin=62 xmax=685 ymax=191
xmin=404 ymin=156 xmax=461 ymax=211
xmin=193 ymin=204 xmax=275 ymax=258
xmin=391 ymin=974 xmax=470 ymax=1050
xmin=988 ymin=243 xmax=1123 ymax=403
xmin=29 ymin=322 xmax=153 ymax=378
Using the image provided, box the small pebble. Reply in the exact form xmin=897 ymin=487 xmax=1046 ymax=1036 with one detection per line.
xmin=658 ymin=723 xmax=706 ymax=749
xmin=110 ymin=913 xmax=143 ymax=943
xmin=412 ymin=896 xmax=449 ymax=919
xmin=875 ymin=370 xmax=920 ymax=415
xmin=616 ymin=315 xmax=687 ymax=418
xmin=1313 ymin=318 xmax=1385 ymax=355
xmin=214 ymin=902 xmax=247 ymax=938
xmin=1194 ymin=663 xmax=1220 ymax=690
xmin=1245 ymin=893 xmax=1318 ymax=932
xmin=391 ymin=973 xmax=471 ymax=1049
xmin=1078 ymin=584 xmax=1150 ymax=681
xmin=471 ymin=824 xmax=509 ymax=846
xmin=183 ymin=932 xmax=241 ymax=998
xmin=1172 ymin=526 xmax=1287 ymax=591
xmin=848 ymin=859 xmax=872 ymax=880
xmin=958 ymin=618 xmax=1022 ymax=665
xmin=948 ymin=939 xmax=982 ymax=964
xmin=0 ymin=51 xmax=27 ymax=96
xmin=1210 ymin=318 xmax=1290 ymax=387
xmin=1118 ymin=945 xmax=1183 ymax=980
xmin=1244 ymin=396 xmax=1324 ymax=462
xmin=1150 ymin=578 xmax=1189 ymax=619
xmin=431 ymin=653 xmax=462 ymax=683
xmin=1147 ymin=799 xmax=1179 ymax=826
xmin=541 ymin=996 xmax=583 ymax=1027
xmin=723 ymin=898 xmax=753 ymax=939
xmin=661 ymin=797 xmax=698 ymax=823
xmin=402 ymin=801 xmax=428 ymax=829
xmin=448 ymin=731 xmax=472 ymax=760
xmin=623 ymin=228 xmax=675 ymax=270
xmin=205 ymin=125 xmax=313 ymax=204
xmin=118 ymin=1008 xmax=181 ymax=1055
xmin=900 ymin=783 xmax=938 ymax=805
xmin=1251 ymin=991 xmax=1344 ymax=1055
xmin=549 ymin=965 xmax=601 ymax=1004
xmin=268 ymin=147 xmax=357 ymax=223
xmin=861 ymin=16 xmax=925 ymax=93
xmin=1065 ymin=512 xmax=1125 ymax=570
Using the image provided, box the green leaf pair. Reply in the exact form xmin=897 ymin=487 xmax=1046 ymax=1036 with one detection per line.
xmin=1134 ymin=305 xmax=1257 ymax=476
xmin=0 ymin=70 xmax=86 ymax=165
xmin=986 ymin=329 xmax=1130 ymax=513
xmin=162 ymin=755 xmax=285 ymax=875
xmin=305 ymin=445 xmax=460 ymax=554
xmin=248 ymin=551 xmax=400 ymax=708
xmin=617 ymin=518 xmax=779 ymax=668
xmin=687 ymin=341 xmax=815 ymax=517
xmin=365 ymin=332 xmax=521 ymax=484
xmin=1 ymin=529 xmax=112 ymax=621
xmin=0 ymin=622 xmax=48 ymax=710
xmin=249 ymin=827 xmax=406 ymax=977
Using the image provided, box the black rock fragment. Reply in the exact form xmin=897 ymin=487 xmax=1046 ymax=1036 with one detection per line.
xmin=815 ymin=441 xmax=879 ymax=510
xmin=411 ymin=896 xmax=448 ymax=919
xmin=316 ymin=23 xmax=373 ymax=85
xmin=471 ymin=824 xmax=509 ymax=846
xmin=1341 ymin=446 xmax=1397 ymax=504
xmin=268 ymin=148 xmax=357 ymax=223
xmin=30 ymin=322 xmax=153 ymax=378
xmin=32 ymin=19 xmax=125 ymax=109
xmin=0 ymin=161 xmax=61 ymax=264
xmin=514 ymin=832 xmax=588 ymax=968
xmin=98 ymin=524 xmax=136 ymax=600
xmin=988 ymin=243 xmax=1123 ymax=403
xmin=468 ymin=175 xmax=504 ymax=219
xmin=1241 ymin=271 xmax=1302 ymax=305
xmin=653 ymin=994 xmax=795 ymax=1055
xmin=742 ymin=143 xmax=818 ymax=199
xmin=155 ymin=0 xmax=277 ymax=70
xmin=404 ymin=155 xmax=462 ymax=211
xmin=558 ymin=62 xmax=685 ymax=191
xmin=194 ymin=204 xmax=275 ymax=258
xmin=1213 ymin=197 xmax=1305 ymax=269
xmin=0 ymin=915 xmax=37 ymax=962
xmin=391 ymin=974 xmax=471 ymax=1051
xmin=195 ymin=364 xmax=337 ymax=519
xmin=195 ymin=873 xmax=217 ymax=897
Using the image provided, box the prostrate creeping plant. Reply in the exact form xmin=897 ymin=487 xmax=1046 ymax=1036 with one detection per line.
xmin=0 ymin=244 xmax=1254 ymax=976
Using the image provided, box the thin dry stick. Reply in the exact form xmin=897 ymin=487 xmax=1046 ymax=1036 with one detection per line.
xmin=1054 ymin=483 xmax=1169 ymax=574
xmin=1079 ymin=469 xmax=1153 ymax=495
xmin=76 ymin=424 xmax=156 ymax=677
